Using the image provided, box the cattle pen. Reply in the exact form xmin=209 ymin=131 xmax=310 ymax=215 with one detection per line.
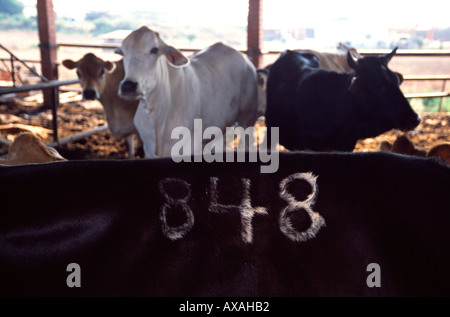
xmin=5 ymin=42 xmax=450 ymax=104
xmin=0 ymin=0 xmax=449 ymax=157
xmin=0 ymin=0 xmax=450 ymax=152
xmin=1 ymin=1 xmax=450 ymax=303
xmin=1 ymin=44 xmax=450 ymax=156
xmin=4 ymin=43 xmax=450 ymax=108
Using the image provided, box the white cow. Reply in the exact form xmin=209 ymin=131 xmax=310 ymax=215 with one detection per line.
xmin=115 ymin=26 xmax=258 ymax=157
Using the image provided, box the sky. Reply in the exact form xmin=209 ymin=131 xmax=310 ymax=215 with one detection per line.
xmin=264 ymin=0 xmax=450 ymax=29
xmin=20 ymin=0 xmax=450 ymax=30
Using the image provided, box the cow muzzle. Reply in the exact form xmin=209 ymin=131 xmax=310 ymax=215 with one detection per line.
xmin=401 ymin=114 xmax=421 ymax=132
xmin=83 ymin=88 xmax=99 ymax=100
xmin=119 ymin=80 xmax=140 ymax=100
xmin=409 ymin=114 xmax=422 ymax=130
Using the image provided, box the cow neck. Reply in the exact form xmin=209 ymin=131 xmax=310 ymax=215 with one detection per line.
xmin=101 ymin=73 xmax=136 ymax=139
xmin=145 ymin=57 xmax=188 ymax=122
xmin=99 ymin=60 xmax=124 ymax=105
xmin=99 ymin=73 xmax=117 ymax=107
xmin=98 ymin=70 xmax=121 ymax=129
xmin=350 ymin=86 xmax=386 ymax=140
xmin=143 ymin=57 xmax=171 ymax=116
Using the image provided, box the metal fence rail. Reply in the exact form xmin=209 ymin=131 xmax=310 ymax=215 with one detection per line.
xmin=0 ymin=79 xmax=80 ymax=146
xmin=0 ymin=44 xmax=48 ymax=84
xmin=401 ymin=75 xmax=450 ymax=112
xmin=261 ymin=48 xmax=450 ymax=57
xmin=262 ymin=49 xmax=450 ymax=111
xmin=58 ymin=44 xmax=450 ymax=110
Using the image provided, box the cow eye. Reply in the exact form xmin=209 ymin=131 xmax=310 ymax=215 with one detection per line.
xmin=99 ymin=68 xmax=105 ymax=77
xmin=150 ymin=47 xmax=159 ymax=54
xmin=76 ymin=70 xmax=82 ymax=78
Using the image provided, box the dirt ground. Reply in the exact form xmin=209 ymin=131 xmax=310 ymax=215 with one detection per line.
xmin=0 ymin=92 xmax=448 ymax=160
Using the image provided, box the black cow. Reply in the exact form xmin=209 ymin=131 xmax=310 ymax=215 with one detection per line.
xmin=265 ymin=48 xmax=421 ymax=152
xmin=0 ymin=152 xmax=449 ymax=297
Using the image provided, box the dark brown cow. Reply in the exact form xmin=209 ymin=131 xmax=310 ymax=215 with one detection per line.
xmin=265 ymin=48 xmax=420 ymax=152
xmin=0 ymin=152 xmax=449 ymax=297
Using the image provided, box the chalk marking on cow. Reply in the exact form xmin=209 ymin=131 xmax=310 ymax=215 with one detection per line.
xmin=158 ymin=178 xmax=194 ymax=241
xmin=209 ymin=177 xmax=268 ymax=243
xmin=279 ymin=172 xmax=326 ymax=242
xmin=208 ymin=177 xmax=238 ymax=214
xmin=158 ymin=173 xmax=325 ymax=243
xmin=240 ymin=178 xmax=269 ymax=243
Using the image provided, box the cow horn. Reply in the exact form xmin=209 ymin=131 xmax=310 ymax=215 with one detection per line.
xmin=347 ymin=49 xmax=359 ymax=71
xmin=385 ymin=47 xmax=398 ymax=64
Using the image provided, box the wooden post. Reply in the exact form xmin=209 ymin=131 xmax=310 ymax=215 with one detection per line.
xmin=37 ymin=0 xmax=58 ymax=104
xmin=247 ymin=0 xmax=263 ymax=68
xmin=37 ymin=0 xmax=59 ymax=142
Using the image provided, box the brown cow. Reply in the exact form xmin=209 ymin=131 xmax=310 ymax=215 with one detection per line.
xmin=0 ymin=132 xmax=66 ymax=165
xmin=428 ymin=143 xmax=450 ymax=165
xmin=62 ymin=53 xmax=140 ymax=158
xmin=297 ymin=43 xmax=361 ymax=73
xmin=379 ymin=134 xmax=450 ymax=165
xmin=379 ymin=134 xmax=427 ymax=157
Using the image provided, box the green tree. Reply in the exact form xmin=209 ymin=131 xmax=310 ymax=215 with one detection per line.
xmin=0 ymin=0 xmax=36 ymax=31
xmin=423 ymin=97 xmax=440 ymax=112
xmin=85 ymin=11 xmax=111 ymax=21
xmin=187 ymin=33 xmax=196 ymax=42
xmin=91 ymin=17 xmax=115 ymax=36
xmin=115 ymin=17 xmax=139 ymax=30
xmin=0 ymin=0 xmax=24 ymax=16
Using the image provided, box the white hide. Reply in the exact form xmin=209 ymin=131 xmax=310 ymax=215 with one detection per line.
xmin=117 ymin=26 xmax=258 ymax=157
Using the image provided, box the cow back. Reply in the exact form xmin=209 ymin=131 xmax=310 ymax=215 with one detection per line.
xmin=0 ymin=152 xmax=449 ymax=296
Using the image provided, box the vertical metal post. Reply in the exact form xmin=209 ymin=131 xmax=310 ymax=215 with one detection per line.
xmin=10 ymin=55 xmax=16 ymax=87
xmin=439 ymin=79 xmax=446 ymax=112
xmin=247 ymin=0 xmax=263 ymax=68
xmin=51 ymin=86 xmax=59 ymax=143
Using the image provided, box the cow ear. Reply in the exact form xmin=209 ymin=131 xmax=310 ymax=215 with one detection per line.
xmin=114 ymin=47 xmax=123 ymax=56
xmin=394 ymin=71 xmax=404 ymax=85
xmin=104 ymin=61 xmax=116 ymax=73
xmin=62 ymin=59 xmax=77 ymax=70
xmin=163 ymin=45 xmax=189 ymax=67
xmin=347 ymin=49 xmax=359 ymax=71
xmin=379 ymin=140 xmax=393 ymax=152
xmin=349 ymin=76 xmax=365 ymax=96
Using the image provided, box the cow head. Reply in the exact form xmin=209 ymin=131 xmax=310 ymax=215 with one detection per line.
xmin=115 ymin=26 xmax=189 ymax=100
xmin=347 ymin=47 xmax=420 ymax=132
xmin=62 ymin=53 xmax=116 ymax=100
